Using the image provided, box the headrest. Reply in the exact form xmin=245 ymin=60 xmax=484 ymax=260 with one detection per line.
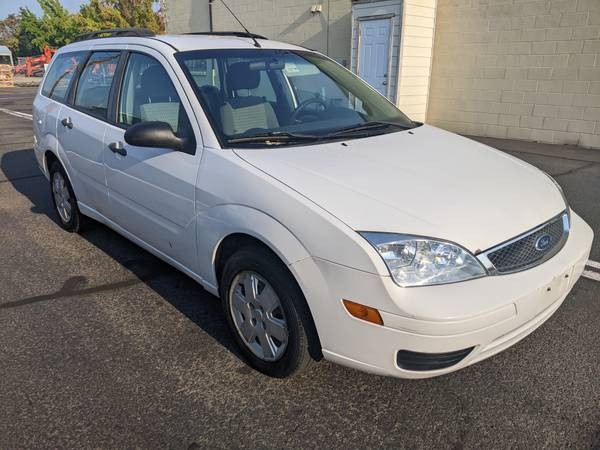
xmin=227 ymin=62 xmax=260 ymax=91
xmin=140 ymin=65 xmax=175 ymax=95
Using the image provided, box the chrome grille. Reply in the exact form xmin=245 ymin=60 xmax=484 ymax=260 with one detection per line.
xmin=479 ymin=212 xmax=569 ymax=274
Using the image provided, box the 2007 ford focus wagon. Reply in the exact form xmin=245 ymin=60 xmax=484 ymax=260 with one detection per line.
xmin=33 ymin=29 xmax=594 ymax=379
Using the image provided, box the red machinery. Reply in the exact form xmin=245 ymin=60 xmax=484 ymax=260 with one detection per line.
xmin=14 ymin=46 xmax=57 ymax=77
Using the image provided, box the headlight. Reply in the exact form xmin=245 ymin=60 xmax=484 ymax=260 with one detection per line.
xmin=360 ymin=233 xmax=487 ymax=287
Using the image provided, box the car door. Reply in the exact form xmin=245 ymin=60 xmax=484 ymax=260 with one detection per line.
xmin=103 ymin=49 xmax=201 ymax=271
xmin=57 ymin=51 xmax=121 ymax=215
xmin=34 ymin=51 xmax=88 ymax=173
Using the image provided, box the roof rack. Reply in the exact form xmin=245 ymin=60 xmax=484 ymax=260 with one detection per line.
xmin=73 ymin=28 xmax=155 ymax=43
xmin=185 ymin=31 xmax=268 ymax=40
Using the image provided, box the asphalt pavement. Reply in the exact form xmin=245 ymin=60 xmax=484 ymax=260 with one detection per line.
xmin=0 ymin=87 xmax=598 ymax=449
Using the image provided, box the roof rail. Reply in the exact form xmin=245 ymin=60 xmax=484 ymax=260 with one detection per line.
xmin=185 ymin=31 xmax=268 ymax=40
xmin=73 ymin=28 xmax=155 ymax=43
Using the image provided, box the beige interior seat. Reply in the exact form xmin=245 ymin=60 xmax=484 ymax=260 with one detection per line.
xmin=220 ymin=62 xmax=279 ymax=135
xmin=136 ymin=65 xmax=180 ymax=132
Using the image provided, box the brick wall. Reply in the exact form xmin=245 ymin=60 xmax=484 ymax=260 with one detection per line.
xmin=428 ymin=0 xmax=600 ymax=149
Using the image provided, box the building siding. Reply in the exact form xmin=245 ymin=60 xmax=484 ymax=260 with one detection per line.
xmin=397 ymin=0 xmax=437 ymax=121
xmin=428 ymin=0 xmax=600 ymax=149
xmin=164 ymin=0 xmax=211 ymax=34
xmin=210 ymin=0 xmax=353 ymax=66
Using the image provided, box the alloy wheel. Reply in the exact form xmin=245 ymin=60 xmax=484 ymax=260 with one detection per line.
xmin=52 ymin=172 xmax=72 ymax=223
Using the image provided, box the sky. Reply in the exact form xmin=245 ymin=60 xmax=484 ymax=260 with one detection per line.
xmin=0 ymin=0 xmax=87 ymax=19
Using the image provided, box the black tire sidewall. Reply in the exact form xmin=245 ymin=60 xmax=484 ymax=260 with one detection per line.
xmin=220 ymin=247 xmax=312 ymax=378
xmin=49 ymin=161 xmax=80 ymax=232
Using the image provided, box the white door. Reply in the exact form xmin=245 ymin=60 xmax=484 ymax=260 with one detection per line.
xmin=358 ymin=18 xmax=391 ymax=96
xmin=57 ymin=51 xmax=121 ymax=215
xmin=103 ymin=50 xmax=201 ymax=271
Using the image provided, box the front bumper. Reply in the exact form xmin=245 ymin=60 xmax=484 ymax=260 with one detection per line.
xmin=291 ymin=211 xmax=593 ymax=379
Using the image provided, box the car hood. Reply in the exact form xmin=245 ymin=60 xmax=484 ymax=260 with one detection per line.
xmin=233 ymin=125 xmax=566 ymax=253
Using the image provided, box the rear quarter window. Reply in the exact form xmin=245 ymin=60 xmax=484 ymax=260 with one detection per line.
xmin=41 ymin=52 xmax=86 ymax=102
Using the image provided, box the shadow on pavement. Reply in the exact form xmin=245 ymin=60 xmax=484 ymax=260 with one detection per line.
xmin=0 ymin=148 xmax=243 ymax=360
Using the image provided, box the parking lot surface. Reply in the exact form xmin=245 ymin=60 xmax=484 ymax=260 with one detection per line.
xmin=1 ymin=87 xmax=599 ymax=449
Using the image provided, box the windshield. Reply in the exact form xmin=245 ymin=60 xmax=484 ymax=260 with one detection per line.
xmin=176 ymin=49 xmax=417 ymax=147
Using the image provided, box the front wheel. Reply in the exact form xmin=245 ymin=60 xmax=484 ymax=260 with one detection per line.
xmin=220 ymin=246 xmax=315 ymax=378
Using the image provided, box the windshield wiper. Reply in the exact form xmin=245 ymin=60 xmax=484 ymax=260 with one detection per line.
xmin=326 ymin=121 xmax=413 ymax=137
xmin=226 ymin=131 xmax=322 ymax=145
xmin=226 ymin=121 xmax=415 ymax=146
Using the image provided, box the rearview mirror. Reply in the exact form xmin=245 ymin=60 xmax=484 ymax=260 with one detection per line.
xmin=124 ymin=121 xmax=186 ymax=152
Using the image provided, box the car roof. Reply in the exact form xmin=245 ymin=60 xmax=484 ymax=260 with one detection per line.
xmin=58 ymin=33 xmax=309 ymax=54
xmin=156 ymin=34 xmax=307 ymax=52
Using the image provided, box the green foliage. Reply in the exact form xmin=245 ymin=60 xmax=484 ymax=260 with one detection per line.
xmin=2 ymin=0 xmax=165 ymax=56
xmin=76 ymin=0 xmax=129 ymax=33
xmin=103 ymin=0 xmax=164 ymax=34
xmin=0 ymin=14 xmax=20 ymax=57
xmin=17 ymin=8 xmax=40 ymax=56
xmin=36 ymin=0 xmax=78 ymax=48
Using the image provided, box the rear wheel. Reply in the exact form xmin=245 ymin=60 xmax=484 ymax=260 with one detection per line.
xmin=220 ymin=246 xmax=315 ymax=378
xmin=49 ymin=161 xmax=85 ymax=232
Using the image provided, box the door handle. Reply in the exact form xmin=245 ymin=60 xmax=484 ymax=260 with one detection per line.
xmin=108 ymin=141 xmax=127 ymax=156
xmin=61 ymin=117 xmax=73 ymax=129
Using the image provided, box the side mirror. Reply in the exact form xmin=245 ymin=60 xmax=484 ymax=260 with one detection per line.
xmin=124 ymin=121 xmax=186 ymax=152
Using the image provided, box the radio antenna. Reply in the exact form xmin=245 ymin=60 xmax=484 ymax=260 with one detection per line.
xmin=215 ymin=0 xmax=262 ymax=48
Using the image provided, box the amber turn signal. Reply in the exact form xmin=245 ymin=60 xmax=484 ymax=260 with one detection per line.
xmin=342 ymin=300 xmax=384 ymax=326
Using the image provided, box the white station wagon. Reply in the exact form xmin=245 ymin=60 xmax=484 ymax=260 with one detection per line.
xmin=33 ymin=29 xmax=593 ymax=378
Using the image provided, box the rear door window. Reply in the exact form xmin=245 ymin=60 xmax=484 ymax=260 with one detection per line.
xmin=41 ymin=52 xmax=86 ymax=102
xmin=73 ymin=51 xmax=120 ymax=120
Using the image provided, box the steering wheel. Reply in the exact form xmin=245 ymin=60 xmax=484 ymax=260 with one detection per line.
xmin=291 ymin=97 xmax=328 ymax=123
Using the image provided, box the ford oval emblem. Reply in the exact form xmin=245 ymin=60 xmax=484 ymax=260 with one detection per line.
xmin=535 ymin=234 xmax=552 ymax=251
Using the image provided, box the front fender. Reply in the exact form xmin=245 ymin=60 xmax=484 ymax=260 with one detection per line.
xmin=196 ymin=204 xmax=311 ymax=293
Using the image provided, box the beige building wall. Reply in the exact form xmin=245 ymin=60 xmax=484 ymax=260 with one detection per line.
xmin=428 ymin=0 xmax=600 ymax=149
xmin=211 ymin=0 xmax=353 ymax=65
xmin=165 ymin=0 xmax=211 ymax=34
xmin=396 ymin=0 xmax=437 ymax=121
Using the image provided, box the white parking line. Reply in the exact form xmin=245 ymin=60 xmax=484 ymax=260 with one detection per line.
xmin=586 ymin=259 xmax=600 ymax=270
xmin=0 ymin=95 xmax=37 ymax=100
xmin=0 ymin=107 xmax=33 ymax=120
xmin=583 ymin=260 xmax=600 ymax=282
xmin=582 ymin=270 xmax=600 ymax=282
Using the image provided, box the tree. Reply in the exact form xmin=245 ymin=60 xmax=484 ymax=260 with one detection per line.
xmin=0 ymin=14 xmax=20 ymax=57
xmin=16 ymin=8 xmax=40 ymax=56
xmin=2 ymin=0 xmax=165 ymax=56
xmin=18 ymin=0 xmax=79 ymax=54
xmin=75 ymin=0 xmax=129 ymax=33
xmin=76 ymin=0 xmax=164 ymax=34
xmin=104 ymin=0 xmax=164 ymax=33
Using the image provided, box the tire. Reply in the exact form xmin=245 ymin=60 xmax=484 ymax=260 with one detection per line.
xmin=49 ymin=161 xmax=86 ymax=232
xmin=220 ymin=245 xmax=316 ymax=378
